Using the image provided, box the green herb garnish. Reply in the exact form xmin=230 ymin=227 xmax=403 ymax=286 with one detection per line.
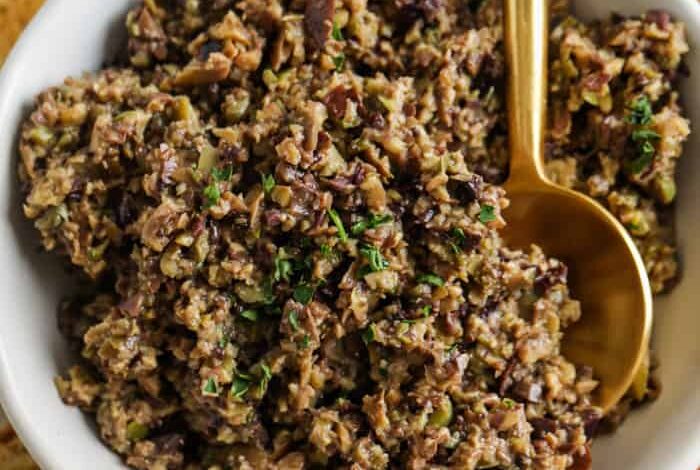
xmin=631 ymin=128 xmax=661 ymax=142
xmin=300 ymin=334 xmax=311 ymax=349
xmin=261 ymin=173 xmax=276 ymax=193
xmin=421 ymin=305 xmax=432 ymax=317
xmin=327 ymin=208 xmax=348 ymax=241
xmin=362 ymin=323 xmax=377 ymax=344
xmin=293 ymin=283 xmax=315 ymax=305
xmin=626 ymin=95 xmax=653 ymax=126
xmin=260 ymin=363 xmax=272 ymax=385
xmin=203 ymin=377 xmax=219 ymax=395
xmin=240 ymin=309 xmax=259 ymax=321
xmin=478 ymin=204 xmax=496 ymax=223
xmin=273 ymin=253 xmax=292 ymax=283
xmin=288 ymin=310 xmax=300 ymax=331
xmin=333 ymin=53 xmax=345 ymax=72
xmin=203 ymin=183 xmax=220 ymax=207
xmin=449 ymin=227 xmax=467 ymax=253
xmin=626 ymin=151 xmax=654 ymax=174
xmin=320 ymin=244 xmax=334 ymax=259
xmin=360 ymin=244 xmax=389 ymax=272
xmin=211 ymin=165 xmax=232 ymax=181
xmin=332 ymin=22 xmax=344 ymax=41
xmin=230 ymin=375 xmax=251 ymax=398
xmin=503 ymin=398 xmax=516 ymax=409
xmin=416 ymin=273 xmax=444 ymax=287
xmin=626 ymin=115 xmax=660 ymax=174
xmin=351 ymin=213 xmax=393 ymax=236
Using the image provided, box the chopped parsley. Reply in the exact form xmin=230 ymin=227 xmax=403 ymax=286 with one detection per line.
xmin=261 ymin=277 xmax=276 ymax=305
xmin=203 ymin=377 xmax=219 ymax=395
xmin=626 ymin=95 xmax=653 ymax=126
xmin=320 ymin=244 xmax=334 ymax=258
xmin=421 ymin=305 xmax=432 ymax=317
xmin=631 ymin=129 xmax=661 ymax=142
xmin=360 ymin=244 xmax=389 ymax=272
xmin=260 ymin=364 xmax=272 ymax=384
xmin=627 ymin=151 xmax=654 ymax=174
xmin=211 ymin=165 xmax=232 ymax=181
xmin=300 ymin=334 xmax=311 ymax=349
xmin=362 ymin=323 xmax=377 ymax=344
xmin=293 ymin=283 xmax=315 ymax=305
xmin=351 ymin=213 xmax=393 ymax=236
xmin=327 ymin=208 xmax=348 ymax=241
xmin=449 ymin=227 xmax=467 ymax=253
xmin=333 ymin=53 xmax=345 ymax=72
xmin=273 ymin=253 xmax=292 ymax=283
xmin=503 ymin=398 xmax=516 ymax=409
xmin=261 ymin=173 xmax=276 ymax=193
xmin=626 ymin=99 xmax=660 ymax=174
xmin=230 ymin=374 xmax=251 ymax=399
xmin=416 ymin=273 xmax=444 ymax=287
xmin=203 ymin=183 xmax=220 ymax=207
xmin=478 ymin=204 xmax=496 ymax=223
xmin=288 ymin=310 xmax=300 ymax=331
xmin=240 ymin=309 xmax=259 ymax=321
xmin=332 ymin=22 xmax=344 ymax=41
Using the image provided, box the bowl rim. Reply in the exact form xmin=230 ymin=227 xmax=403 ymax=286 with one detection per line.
xmin=0 ymin=2 xmax=83 ymax=468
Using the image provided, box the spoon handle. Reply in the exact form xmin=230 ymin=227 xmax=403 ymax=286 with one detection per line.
xmin=504 ymin=0 xmax=549 ymax=186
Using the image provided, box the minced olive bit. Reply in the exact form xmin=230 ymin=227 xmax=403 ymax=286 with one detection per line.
xmin=22 ymin=0 xmax=688 ymax=468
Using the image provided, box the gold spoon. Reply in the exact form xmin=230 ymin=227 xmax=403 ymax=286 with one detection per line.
xmin=502 ymin=0 xmax=653 ymax=413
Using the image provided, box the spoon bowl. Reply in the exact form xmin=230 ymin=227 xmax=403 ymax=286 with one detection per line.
xmin=504 ymin=0 xmax=653 ymax=413
xmin=502 ymin=180 xmax=653 ymax=412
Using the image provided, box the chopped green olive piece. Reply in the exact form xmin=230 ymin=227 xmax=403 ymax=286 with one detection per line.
xmin=197 ymin=144 xmax=219 ymax=173
xmin=428 ymin=396 xmax=453 ymax=427
xmin=127 ymin=421 xmax=149 ymax=441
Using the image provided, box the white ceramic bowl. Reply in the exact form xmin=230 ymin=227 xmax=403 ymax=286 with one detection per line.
xmin=0 ymin=0 xmax=699 ymax=468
